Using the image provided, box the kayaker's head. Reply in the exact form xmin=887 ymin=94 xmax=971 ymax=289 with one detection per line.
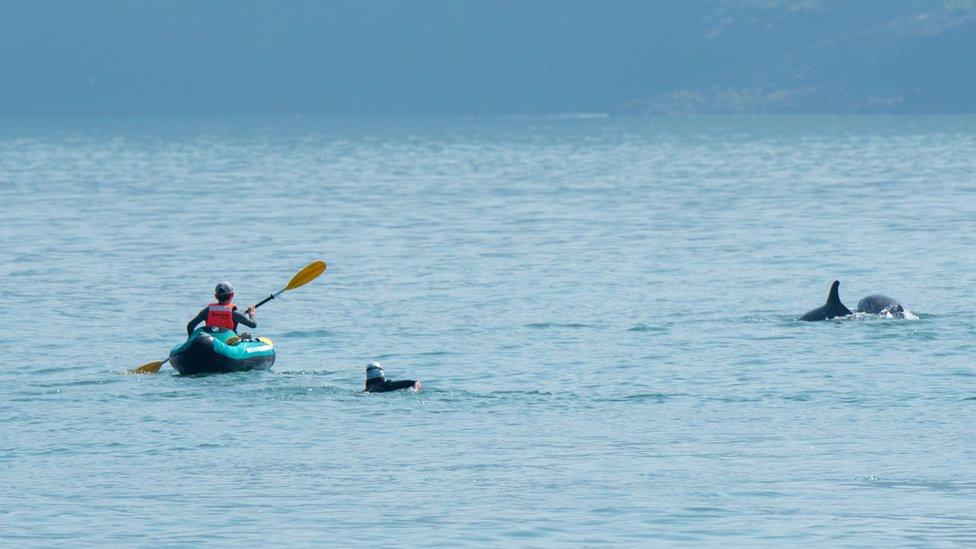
xmin=214 ymin=281 xmax=235 ymax=304
xmin=366 ymin=362 xmax=385 ymax=382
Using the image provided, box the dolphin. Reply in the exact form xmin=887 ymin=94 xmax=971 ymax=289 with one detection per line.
xmin=800 ymin=280 xmax=853 ymax=321
xmin=857 ymin=294 xmax=907 ymax=318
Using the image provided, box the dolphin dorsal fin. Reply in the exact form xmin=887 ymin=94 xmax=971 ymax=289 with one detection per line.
xmin=827 ymin=280 xmax=842 ymax=305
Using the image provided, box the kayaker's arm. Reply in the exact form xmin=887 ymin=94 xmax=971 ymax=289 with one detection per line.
xmin=233 ymin=308 xmax=257 ymax=329
xmin=186 ymin=308 xmax=208 ymax=336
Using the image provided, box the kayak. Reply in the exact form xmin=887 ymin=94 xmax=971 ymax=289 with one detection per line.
xmin=168 ymin=327 xmax=276 ymax=375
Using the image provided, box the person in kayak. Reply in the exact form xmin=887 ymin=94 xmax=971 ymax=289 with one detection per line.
xmin=363 ymin=362 xmax=422 ymax=393
xmin=185 ymin=281 xmax=257 ymax=336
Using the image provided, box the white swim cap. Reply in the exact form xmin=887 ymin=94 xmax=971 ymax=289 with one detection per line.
xmin=366 ymin=362 xmax=385 ymax=380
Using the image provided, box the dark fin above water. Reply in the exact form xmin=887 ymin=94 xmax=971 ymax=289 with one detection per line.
xmin=828 ymin=280 xmax=853 ymax=316
xmin=827 ymin=280 xmax=842 ymax=305
xmin=800 ymin=280 xmax=852 ymax=321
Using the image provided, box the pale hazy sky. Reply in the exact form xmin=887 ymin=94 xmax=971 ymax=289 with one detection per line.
xmin=1 ymin=0 xmax=973 ymax=116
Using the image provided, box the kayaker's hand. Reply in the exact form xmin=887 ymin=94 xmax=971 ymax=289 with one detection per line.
xmin=246 ymin=305 xmax=256 ymax=318
xmin=413 ymin=381 xmax=422 ymax=392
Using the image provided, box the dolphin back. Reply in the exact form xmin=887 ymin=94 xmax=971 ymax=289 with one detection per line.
xmin=799 ymin=306 xmax=831 ymax=321
xmin=857 ymin=294 xmax=904 ymax=315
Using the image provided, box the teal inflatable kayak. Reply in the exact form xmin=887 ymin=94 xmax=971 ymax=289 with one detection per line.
xmin=168 ymin=327 xmax=276 ymax=375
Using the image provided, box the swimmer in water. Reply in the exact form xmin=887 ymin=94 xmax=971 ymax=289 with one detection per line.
xmin=363 ymin=362 xmax=421 ymax=393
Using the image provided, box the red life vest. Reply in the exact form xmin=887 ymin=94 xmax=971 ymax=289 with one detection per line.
xmin=205 ymin=302 xmax=237 ymax=331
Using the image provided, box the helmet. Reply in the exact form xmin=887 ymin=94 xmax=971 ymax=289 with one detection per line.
xmin=366 ymin=362 xmax=385 ymax=380
xmin=215 ymin=281 xmax=235 ymax=298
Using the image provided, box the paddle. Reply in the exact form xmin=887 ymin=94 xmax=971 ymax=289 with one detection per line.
xmin=127 ymin=260 xmax=327 ymax=374
xmin=130 ymin=359 xmax=167 ymax=375
xmin=253 ymin=260 xmax=327 ymax=309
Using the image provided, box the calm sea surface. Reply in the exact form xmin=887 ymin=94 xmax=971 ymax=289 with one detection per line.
xmin=2 ymin=116 xmax=975 ymax=546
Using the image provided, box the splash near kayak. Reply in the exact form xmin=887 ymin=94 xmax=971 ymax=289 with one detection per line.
xmin=168 ymin=327 xmax=276 ymax=375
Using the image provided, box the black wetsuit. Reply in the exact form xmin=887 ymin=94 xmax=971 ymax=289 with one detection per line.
xmin=186 ymin=307 xmax=257 ymax=336
xmin=364 ymin=378 xmax=418 ymax=393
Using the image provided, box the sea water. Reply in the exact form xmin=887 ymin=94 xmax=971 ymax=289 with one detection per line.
xmin=1 ymin=116 xmax=975 ymax=545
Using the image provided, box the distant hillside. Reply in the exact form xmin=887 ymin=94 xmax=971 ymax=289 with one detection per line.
xmin=634 ymin=0 xmax=976 ymax=114
xmin=0 ymin=0 xmax=973 ymax=116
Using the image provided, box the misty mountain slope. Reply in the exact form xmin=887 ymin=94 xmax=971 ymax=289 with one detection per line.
xmin=633 ymin=0 xmax=976 ymax=113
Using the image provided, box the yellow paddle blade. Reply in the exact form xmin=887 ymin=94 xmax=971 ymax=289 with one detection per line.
xmin=130 ymin=360 xmax=166 ymax=374
xmin=257 ymin=336 xmax=273 ymax=346
xmin=284 ymin=260 xmax=326 ymax=291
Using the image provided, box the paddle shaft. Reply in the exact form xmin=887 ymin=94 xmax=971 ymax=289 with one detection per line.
xmin=254 ymin=290 xmax=283 ymax=309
